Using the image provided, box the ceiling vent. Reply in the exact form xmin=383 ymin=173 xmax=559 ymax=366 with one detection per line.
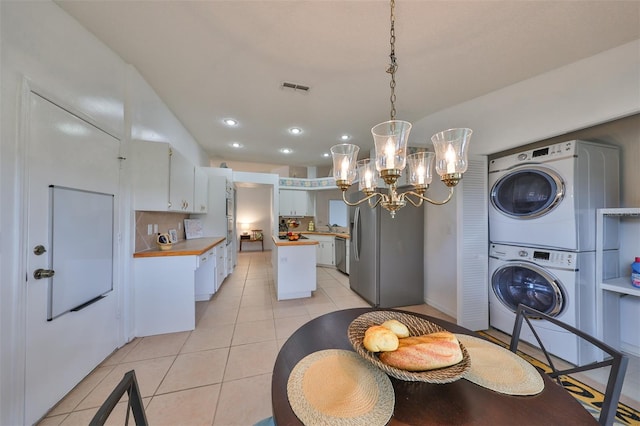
xmin=281 ymin=82 xmax=310 ymax=92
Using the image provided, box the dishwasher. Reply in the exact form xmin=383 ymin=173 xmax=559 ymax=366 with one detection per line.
xmin=335 ymin=236 xmax=348 ymax=274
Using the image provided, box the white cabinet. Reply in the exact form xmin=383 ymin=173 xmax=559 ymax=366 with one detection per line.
xmin=168 ymin=147 xmax=194 ymax=212
xmin=134 ymin=255 xmax=197 ymax=336
xmin=306 ymin=234 xmax=335 ymax=266
xmin=596 ymin=208 xmax=640 ymax=355
xmin=195 ymin=248 xmax=216 ymax=301
xmin=193 ymin=167 xmax=208 ymax=213
xmin=131 ymin=140 xmax=197 ymax=212
xmin=273 ymin=242 xmax=317 ymax=300
xmin=279 ymin=190 xmax=314 ymax=217
xmin=215 ymin=244 xmax=227 ymax=291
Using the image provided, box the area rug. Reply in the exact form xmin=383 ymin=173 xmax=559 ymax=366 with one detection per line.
xmin=477 ymin=331 xmax=640 ymax=426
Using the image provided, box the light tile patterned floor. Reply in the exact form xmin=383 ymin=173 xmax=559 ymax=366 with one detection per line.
xmin=38 ymin=250 xmax=638 ymax=425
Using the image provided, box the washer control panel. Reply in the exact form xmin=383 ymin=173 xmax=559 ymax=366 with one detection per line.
xmin=489 ymin=140 xmax=575 ymax=172
xmin=490 ymin=244 xmax=574 ymax=267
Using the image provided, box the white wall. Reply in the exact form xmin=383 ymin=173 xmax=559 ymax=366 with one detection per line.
xmin=1 ymin=2 xmax=127 ymax=423
xmin=413 ymin=40 xmax=640 ymax=157
xmin=0 ymin=2 xmax=210 ymax=424
xmin=236 ymin=186 xmax=274 ymax=251
xmin=128 ymin=67 xmax=209 ymax=167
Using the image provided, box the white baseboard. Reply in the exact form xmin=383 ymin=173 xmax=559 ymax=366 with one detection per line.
xmin=423 ymin=297 xmax=457 ymax=320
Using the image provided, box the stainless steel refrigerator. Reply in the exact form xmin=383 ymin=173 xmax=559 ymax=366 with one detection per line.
xmin=348 ymin=188 xmax=424 ymax=307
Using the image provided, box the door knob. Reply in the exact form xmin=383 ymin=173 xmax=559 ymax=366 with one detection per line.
xmin=33 ymin=269 xmax=55 ymax=279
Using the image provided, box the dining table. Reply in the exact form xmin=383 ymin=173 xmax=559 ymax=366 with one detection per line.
xmin=271 ymin=307 xmax=597 ymax=425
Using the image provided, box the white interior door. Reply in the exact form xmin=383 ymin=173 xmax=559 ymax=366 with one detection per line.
xmin=24 ymin=93 xmax=121 ymax=424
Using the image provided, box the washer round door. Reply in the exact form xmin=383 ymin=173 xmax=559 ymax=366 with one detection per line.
xmin=490 ymin=166 xmax=565 ymax=219
xmin=491 ymin=262 xmax=565 ymax=316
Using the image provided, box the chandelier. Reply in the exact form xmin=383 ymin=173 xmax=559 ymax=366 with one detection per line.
xmin=330 ymin=0 xmax=472 ymax=218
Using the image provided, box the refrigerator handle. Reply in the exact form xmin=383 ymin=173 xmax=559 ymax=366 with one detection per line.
xmin=353 ymin=206 xmax=360 ymax=261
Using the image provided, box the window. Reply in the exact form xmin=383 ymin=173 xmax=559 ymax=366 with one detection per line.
xmin=329 ymin=200 xmax=347 ymax=227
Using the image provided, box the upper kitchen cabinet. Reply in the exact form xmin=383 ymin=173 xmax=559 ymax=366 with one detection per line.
xmin=280 ymin=190 xmax=315 ymax=217
xmin=132 ymin=140 xmax=198 ymax=212
xmin=168 ymin=147 xmax=195 ymax=212
xmin=193 ymin=167 xmax=208 ymax=214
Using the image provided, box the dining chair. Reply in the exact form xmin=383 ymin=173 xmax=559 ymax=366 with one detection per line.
xmin=509 ymin=304 xmax=628 ymax=426
xmin=89 ymin=370 xmax=148 ymax=426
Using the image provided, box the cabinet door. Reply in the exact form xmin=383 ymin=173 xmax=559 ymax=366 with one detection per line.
xmin=291 ymin=191 xmax=307 ymax=216
xmin=193 ymin=167 xmax=208 ymax=213
xmin=279 ymin=190 xmax=293 ymax=216
xmin=280 ymin=190 xmax=313 ymax=216
xmin=169 ymin=148 xmax=195 ymax=212
xmin=131 ymin=140 xmax=170 ymax=211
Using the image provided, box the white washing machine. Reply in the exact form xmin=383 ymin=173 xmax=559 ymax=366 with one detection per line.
xmin=489 ymin=243 xmax=617 ymax=365
xmin=489 ymin=140 xmax=619 ymax=251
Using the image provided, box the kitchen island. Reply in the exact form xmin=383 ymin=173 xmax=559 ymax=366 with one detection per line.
xmin=271 ymin=235 xmax=318 ymax=300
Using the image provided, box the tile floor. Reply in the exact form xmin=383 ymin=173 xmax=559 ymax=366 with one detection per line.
xmin=39 ymin=250 xmax=639 ymax=425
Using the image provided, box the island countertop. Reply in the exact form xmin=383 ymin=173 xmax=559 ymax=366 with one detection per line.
xmin=271 ymin=235 xmax=319 ymax=247
xmin=278 ymin=232 xmax=350 ymax=239
xmin=133 ymin=237 xmax=226 ymax=258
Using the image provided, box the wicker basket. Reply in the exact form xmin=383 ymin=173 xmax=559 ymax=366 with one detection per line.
xmin=348 ymin=311 xmax=470 ymax=383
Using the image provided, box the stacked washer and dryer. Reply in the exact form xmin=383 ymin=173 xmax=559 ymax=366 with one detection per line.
xmin=488 ymin=140 xmax=619 ymax=365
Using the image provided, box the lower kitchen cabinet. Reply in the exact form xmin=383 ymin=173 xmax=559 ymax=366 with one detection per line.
xmin=134 ymin=256 xmax=199 ymax=337
xmin=306 ymin=235 xmax=335 ymax=266
xmin=215 ymin=244 xmax=226 ymax=292
xmin=195 ymin=248 xmax=216 ymax=301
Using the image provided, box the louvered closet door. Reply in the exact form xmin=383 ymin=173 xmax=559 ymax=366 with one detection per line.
xmin=457 ymin=156 xmax=489 ymax=331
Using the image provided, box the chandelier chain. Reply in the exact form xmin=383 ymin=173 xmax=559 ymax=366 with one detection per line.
xmin=387 ymin=0 xmax=397 ymax=120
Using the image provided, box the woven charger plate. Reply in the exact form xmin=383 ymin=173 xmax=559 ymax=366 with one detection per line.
xmin=455 ymin=334 xmax=544 ymax=395
xmin=348 ymin=311 xmax=470 ymax=383
xmin=287 ymin=349 xmax=394 ymax=426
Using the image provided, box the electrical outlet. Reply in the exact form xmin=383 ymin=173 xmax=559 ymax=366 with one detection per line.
xmin=147 ymin=224 xmax=153 ymax=235
xmin=178 ymin=222 xmax=182 ymax=230
xmin=153 ymin=224 xmax=158 ymax=233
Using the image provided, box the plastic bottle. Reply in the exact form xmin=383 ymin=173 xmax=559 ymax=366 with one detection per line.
xmin=632 ymin=257 xmax=640 ymax=288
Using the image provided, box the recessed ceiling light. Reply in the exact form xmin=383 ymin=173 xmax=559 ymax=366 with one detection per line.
xmin=289 ymin=127 xmax=302 ymax=135
xmin=223 ymin=118 xmax=238 ymax=126
xmin=280 ymin=148 xmax=293 ymax=154
xmin=322 ymin=153 xmax=330 ymax=158
xmin=230 ymin=142 xmax=243 ymax=148
xmin=340 ymin=134 xmax=351 ymax=141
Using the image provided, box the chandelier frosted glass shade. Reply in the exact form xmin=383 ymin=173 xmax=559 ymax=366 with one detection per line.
xmin=357 ymin=159 xmax=378 ymax=193
xmin=371 ymin=120 xmax=412 ymax=184
xmin=407 ymin=151 xmax=435 ymax=189
xmin=431 ymin=128 xmax=472 ymax=177
xmin=330 ymin=143 xmax=360 ymax=190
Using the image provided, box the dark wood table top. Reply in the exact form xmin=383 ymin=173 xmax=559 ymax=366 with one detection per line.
xmin=271 ymin=307 xmax=597 ymax=425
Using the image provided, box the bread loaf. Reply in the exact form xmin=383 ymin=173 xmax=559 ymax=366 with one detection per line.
xmin=381 ymin=319 xmax=410 ymax=338
xmin=379 ymin=331 xmax=463 ymax=371
xmin=363 ymin=325 xmax=399 ymax=352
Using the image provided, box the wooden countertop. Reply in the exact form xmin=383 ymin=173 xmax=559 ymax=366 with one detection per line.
xmin=280 ymin=231 xmax=350 ymax=239
xmin=133 ymin=237 xmax=226 ymax=258
xmin=272 ymin=235 xmax=319 ymax=247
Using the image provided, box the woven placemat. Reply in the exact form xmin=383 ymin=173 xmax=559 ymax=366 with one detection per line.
xmin=347 ymin=311 xmax=470 ymax=383
xmin=456 ymin=334 xmax=544 ymax=395
xmin=287 ymin=349 xmax=394 ymax=426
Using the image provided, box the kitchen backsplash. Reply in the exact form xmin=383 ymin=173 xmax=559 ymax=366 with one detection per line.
xmin=135 ymin=211 xmax=190 ymax=252
xmin=279 ymin=216 xmax=348 ymax=234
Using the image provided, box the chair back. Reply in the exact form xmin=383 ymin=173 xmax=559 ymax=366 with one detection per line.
xmin=509 ymin=304 xmax=628 ymax=426
xmin=89 ymin=370 xmax=148 ymax=426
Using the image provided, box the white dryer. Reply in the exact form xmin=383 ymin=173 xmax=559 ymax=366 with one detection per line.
xmin=489 ymin=243 xmax=616 ymax=365
xmin=489 ymin=140 xmax=619 ymax=251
